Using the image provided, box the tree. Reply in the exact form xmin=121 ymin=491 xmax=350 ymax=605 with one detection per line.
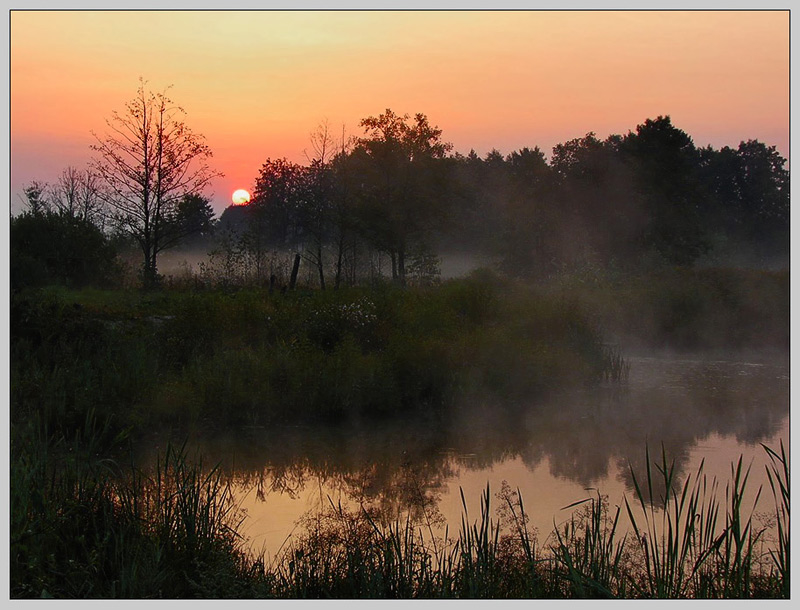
xmin=620 ymin=116 xmax=709 ymax=265
xmin=90 ymin=79 xmax=222 ymax=286
xmin=697 ymin=140 xmax=789 ymax=261
xmin=353 ymin=109 xmax=453 ymax=284
xmin=20 ymin=180 xmax=51 ymax=215
xmin=247 ymin=157 xmax=307 ymax=284
xmin=734 ymin=140 xmax=789 ymax=233
xmin=51 ymin=166 xmax=105 ymax=227
xmin=165 ymin=193 xmax=216 ymax=249
xmin=299 ymin=120 xmax=340 ymax=290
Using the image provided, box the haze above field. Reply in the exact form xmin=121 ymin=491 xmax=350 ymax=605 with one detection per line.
xmin=10 ymin=9 xmax=789 ymax=216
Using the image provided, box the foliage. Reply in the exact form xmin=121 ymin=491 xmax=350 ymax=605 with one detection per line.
xmin=347 ymin=109 xmax=454 ymax=284
xmin=11 ymin=210 xmax=122 ymax=290
xmin=555 ymin=267 xmax=789 ymax=350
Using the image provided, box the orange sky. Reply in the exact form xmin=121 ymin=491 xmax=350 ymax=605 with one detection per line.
xmin=10 ymin=10 xmax=790 ymax=216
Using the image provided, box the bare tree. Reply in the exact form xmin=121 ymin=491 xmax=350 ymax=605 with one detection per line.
xmin=51 ymin=166 xmax=106 ymax=226
xmin=301 ymin=120 xmax=339 ymax=290
xmin=52 ymin=166 xmax=80 ymax=218
xmin=91 ymin=79 xmax=222 ymax=286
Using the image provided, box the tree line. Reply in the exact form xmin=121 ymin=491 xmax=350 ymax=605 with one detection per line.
xmin=12 ymin=81 xmax=789 ymax=290
xmin=215 ymin=112 xmax=788 ymax=289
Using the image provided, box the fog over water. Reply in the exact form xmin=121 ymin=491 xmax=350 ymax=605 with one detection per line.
xmin=135 ymin=350 xmax=788 ymax=559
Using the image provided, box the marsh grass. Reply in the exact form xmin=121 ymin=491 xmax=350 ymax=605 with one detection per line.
xmin=267 ymin=443 xmax=788 ymax=599
xmin=620 ymin=444 xmax=786 ymax=598
xmin=763 ymin=440 xmax=790 ymax=598
xmin=552 ymin=492 xmax=629 ymax=598
xmin=11 ymin=427 xmax=264 ymax=599
xmin=11 ymin=432 xmax=788 ymax=599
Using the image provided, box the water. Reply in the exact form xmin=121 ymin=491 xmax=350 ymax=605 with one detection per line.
xmin=142 ymin=351 xmax=789 ymax=561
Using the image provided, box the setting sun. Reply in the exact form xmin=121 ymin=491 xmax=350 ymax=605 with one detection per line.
xmin=232 ymin=189 xmax=251 ymax=205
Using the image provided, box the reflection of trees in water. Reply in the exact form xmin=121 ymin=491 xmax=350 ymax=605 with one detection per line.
xmin=169 ymin=356 xmax=787 ymax=517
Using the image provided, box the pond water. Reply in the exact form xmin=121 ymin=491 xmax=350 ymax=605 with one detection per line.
xmin=141 ymin=350 xmax=789 ymax=562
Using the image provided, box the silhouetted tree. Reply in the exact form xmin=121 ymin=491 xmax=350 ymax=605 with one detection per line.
xmin=90 ymin=79 xmax=222 ymax=287
xmin=247 ymin=157 xmax=307 ymax=282
xmin=328 ymin=129 xmax=360 ymax=289
xmin=162 ymin=193 xmax=216 ymax=249
xmin=20 ymin=180 xmax=51 ymax=215
xmin=734 ymin=140 xmax=789 ymax=241
xmin=620 ymin=116 xmax=709 ymax=265
xmin=51 ymin=166 xmax=106 ymax=227
xmin=353 ymin=109 xmax=453 ymax=284
xmin=300 ymin=121 xmax=340 ymax=290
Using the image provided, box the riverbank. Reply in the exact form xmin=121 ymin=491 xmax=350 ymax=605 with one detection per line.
xmin=10 ymin=266 xmax=789 ymax=598
xmin=11 ymin=270 xmax=626 ymax=438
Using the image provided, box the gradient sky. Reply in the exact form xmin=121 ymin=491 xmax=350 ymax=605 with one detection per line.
xmin=10 ymin=10 xmax=790 ymax=216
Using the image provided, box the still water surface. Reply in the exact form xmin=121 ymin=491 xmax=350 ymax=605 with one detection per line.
xmin=144 ymin=351 xmax=789 ymax=560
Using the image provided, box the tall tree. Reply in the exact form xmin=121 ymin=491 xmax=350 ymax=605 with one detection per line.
xmin=620 ymin=116 xmax=709 ymax=265
xmin=354 ymin=109 xmax=452 ymax=284
xmin=90 ymin=79 xmax=222 ymax=286
xmin=248 ymin=157 xmax=307 ymax=283
xmin=300 ymin=120 xmax=340 ymax=290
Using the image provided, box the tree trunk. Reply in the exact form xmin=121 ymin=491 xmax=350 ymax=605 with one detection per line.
xmin=334 ymin=232 xmax=345 ymax=290
xmin=289 ymin=253 xmax=301 ymax=290
xmin=317 ymin=243 xmax=326 ymax=290
xmin=141 ymin=244 xmax=159 ymax=289
xmin=390 ymin=250 xmax=397 ymax=280
xmin=397 ymin=247 xmax=406 ymax=286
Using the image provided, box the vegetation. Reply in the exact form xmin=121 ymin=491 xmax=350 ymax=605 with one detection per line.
xmin=11 ymin=428 xmax=789 ymax=598
xmin=213 ymin=114 xmax=788 ymax=291
xmin=10 ymin=210 xmax=122 ymax=290
xmin=90 ymin=79 xmax=221 ymax=287
xmin=10 ymin=270 xmax=629 ymax=438
xmin=11 ymin=96 xmax=788 ymax=598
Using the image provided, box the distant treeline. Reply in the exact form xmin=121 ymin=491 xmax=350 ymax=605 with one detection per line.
xmin=214 ymin=112 xmax=789 ymax=289
xmin=12 ymin=111 xmax=788 ymax=290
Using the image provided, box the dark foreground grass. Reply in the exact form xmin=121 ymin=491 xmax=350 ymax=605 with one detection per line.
xmin=11 ymin=433 xmax=789 ymax=599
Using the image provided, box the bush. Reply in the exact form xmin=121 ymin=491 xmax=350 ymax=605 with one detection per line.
xmin=11 ymin=211 xmax=121 ymax=290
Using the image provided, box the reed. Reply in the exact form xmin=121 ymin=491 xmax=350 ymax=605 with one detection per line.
xmin=763 ymin=440 xmax=789 ymax=598
xmin=552 ymin=491 xmax=629 ymax=597
xmin=11 ymin=429 xmax=264 ymax=598
xmin=621 ymin=444 xmax=775 ymax=598
xmin=10 ymin=413 xmax=788 ymax=598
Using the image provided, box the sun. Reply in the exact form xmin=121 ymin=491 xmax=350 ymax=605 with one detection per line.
xmin=232 ymin=189 xmax=251 ymax=205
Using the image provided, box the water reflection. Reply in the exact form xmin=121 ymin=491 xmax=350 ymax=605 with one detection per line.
xmin=141 ymin=353 xmax=788 ymax=553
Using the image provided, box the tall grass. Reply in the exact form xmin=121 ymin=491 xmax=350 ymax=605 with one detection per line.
xmin=763 ymin=441 xmax=790 ymax=598
xmin=620 ymin=444 xmax=785 ymax=598
xmin=11 ymin=435 xmax=788 ymax=599
xmin=11 ymin=426 xmax=263 ymax=598
xmin=269 ymin=442 xmax=788 ymax=599
xmin=552 ymin=491 xmax=629 ymax=597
